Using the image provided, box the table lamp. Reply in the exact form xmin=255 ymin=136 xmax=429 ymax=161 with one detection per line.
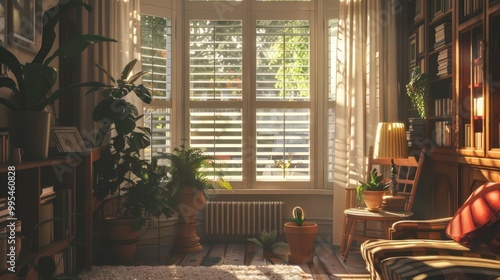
xmin=374 ymin=122 xmax=408 ymax=196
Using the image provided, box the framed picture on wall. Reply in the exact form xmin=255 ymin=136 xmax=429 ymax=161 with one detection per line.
xmin=51 ymin=127 xmax=87 ymax=153
xmin=8 ymin=0 xmax=42 ymax=52
xmin=409 ymin=34 xmax=417 ymax=67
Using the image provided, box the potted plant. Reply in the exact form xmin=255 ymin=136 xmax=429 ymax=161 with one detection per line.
xmin=356 ymin=168 xmax=390 ymax=212
xmin=0 ymin=0 xmax=116 ymax=160
xmin=283 ymin=206 xmax=318 ymax=264
xmin=154 ymin=144 xmax=232 ymax=253
xmin=406 ymin=66 xmax=429 ymax=119
xmin=247 ymin=229 xmax=287 ymax=258
xmin=92 ymin=59 xmax=172 ymax=264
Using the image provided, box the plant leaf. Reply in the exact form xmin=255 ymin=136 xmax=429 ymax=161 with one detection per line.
xmin=0 ymin=46 xmax=25 ymax=99
xmin=0 ymin=98 xmax=17 ymax=111
xmin=96 ymin=64 xmax=116 ymax=83
xmin=127 ymin=70 xmax=149 ymax=84
xmin=121 ymin=59 xmax=138 ymax=81
xmin=45 ymin=34 xmax=117 ymax=65
xmin=33 ymin=0 xmax=93 ymax=64
xmin=133 ymin=85 xmax=152 ymax=104
xmin=0 ymin=77 xmax=20 ymax=95
xmin=36 ymin=81 xmax=110 ymax=111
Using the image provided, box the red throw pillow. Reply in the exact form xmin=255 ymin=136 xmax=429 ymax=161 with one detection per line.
xmin=446 ymin=182 xmax=500 ymax=248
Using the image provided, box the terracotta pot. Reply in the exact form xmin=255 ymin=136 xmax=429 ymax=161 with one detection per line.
xmin=176 ymin=187 xmax=206 ymax=224
xmin=174 ymin=187 xmax=205 ymax=253
xmin=104 ymin=217 xmax=140 ymax=264
xmin=363 ymin=190 xmax=385 ymax=212
xmin=284 ymin=221 xmax=318 ymax=264
xmin=8 ymin=111 xmax=51 ymax=160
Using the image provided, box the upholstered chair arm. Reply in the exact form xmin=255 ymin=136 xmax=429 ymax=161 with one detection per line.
xmin=389 ymin=217 xmax=452 ymax=240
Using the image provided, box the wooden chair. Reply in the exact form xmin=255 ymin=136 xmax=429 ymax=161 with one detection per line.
xmin=340 ymin=146 xmax=425 ymax=261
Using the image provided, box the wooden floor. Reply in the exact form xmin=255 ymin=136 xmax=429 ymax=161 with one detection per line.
xmin=133 ymin=242 xmax=370 ymax=280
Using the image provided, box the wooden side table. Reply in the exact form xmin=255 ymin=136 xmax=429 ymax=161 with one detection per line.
xmin=340 ymin=208 xmax=413 ymax=261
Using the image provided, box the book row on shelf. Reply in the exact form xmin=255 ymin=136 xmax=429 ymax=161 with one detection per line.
xmin=407 ymin=118 xmax=425 ymax=147
xmin=435 ymin=98 xmax=453 ymax=117
xmin=462 ymin=0 xmax=484 ymax=18
xmin=465 ymin=124 xmax=484 ymax=148
xmin=434 ymin=121 xmax=452 ymax=147
xmin=432 ymin=0 xmax=452 ymax=19
xmin=473 ymin=57 xmax=484 ymax=85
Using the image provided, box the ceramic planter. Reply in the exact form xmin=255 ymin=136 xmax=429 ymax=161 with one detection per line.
xmin=104 ymin=217 xmax=140 ymax=264
xmin=284 ymin=221 xmax=318 ymax=264
xmin=8 ymin=111 xmax=51 ymax=160
xmin=363 ymin=190 xmax=385 ymax=212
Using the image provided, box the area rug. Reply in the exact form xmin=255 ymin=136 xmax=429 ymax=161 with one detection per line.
xmin=79 ymin=264 xmax=313 ymax=280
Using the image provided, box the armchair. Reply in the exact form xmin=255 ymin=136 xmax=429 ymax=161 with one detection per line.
xmin=360 ymin=182 xmax=500 ymax=280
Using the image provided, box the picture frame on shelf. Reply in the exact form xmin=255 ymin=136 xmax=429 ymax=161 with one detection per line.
xmin=8 ymin=0 xmax=42 ymax=53
xmin=409 ymin=34 xmax=417 ymax=67
xmin=51 ymin=127 xmax=86 ymax=153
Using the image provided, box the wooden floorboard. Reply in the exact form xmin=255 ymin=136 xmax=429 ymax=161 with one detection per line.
xmin=136 ymin=241 xmax=369 ymax=279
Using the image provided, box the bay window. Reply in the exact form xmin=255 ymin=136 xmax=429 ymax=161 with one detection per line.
xmin=141 ymin=0 xmax=335 ymax=189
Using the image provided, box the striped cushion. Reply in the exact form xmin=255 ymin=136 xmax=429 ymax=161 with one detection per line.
xmin=380 ymin=255 xmax=500 ymax=280
xmin=361 ymin=239 xmax=500 ymax=280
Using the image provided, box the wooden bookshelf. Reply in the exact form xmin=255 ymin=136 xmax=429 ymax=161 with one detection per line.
xmin=404 ymin=0 xmax=500 ymax=218
xmin=0 ymin=158 xmax=76 ymax=278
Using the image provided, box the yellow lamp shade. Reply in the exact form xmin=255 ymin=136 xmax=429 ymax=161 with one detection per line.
xmin=374 ymin=122 xmax=408 ymax=159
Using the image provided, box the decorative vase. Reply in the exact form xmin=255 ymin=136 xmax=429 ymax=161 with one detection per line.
xmin=104 ymin=217 xmax=140 ymax=264
xmin=174 ymin=187 xmax=205 ymax=253
xmin=284 ymin=221 xmax=318 ymax=264
xmin=8 ymin=111 xmax=52 ymax=160
xmin=363 ymin=190 xmax=385 ymax=212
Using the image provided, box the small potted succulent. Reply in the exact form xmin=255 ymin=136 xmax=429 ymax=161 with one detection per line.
xmin=283 ymin=206 xmax=318 ymax=264
xmin=247 ymin=229 xmax=287 ymax=258
xmin=356 ymin=168 xmax=390 ymax=212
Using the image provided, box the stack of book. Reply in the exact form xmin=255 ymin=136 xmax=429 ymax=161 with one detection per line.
xmin=434 ymin=23 xmax=451 ymax=50
xmin=436 ymin=48 xmax=452 ymax=77
xmin=381 ymin=195 xmax=406 ymax=211
xmin=406 ymin=118 xmax=425 ymax=147
xmin=0 ymin=128 xmax=9 ymax=164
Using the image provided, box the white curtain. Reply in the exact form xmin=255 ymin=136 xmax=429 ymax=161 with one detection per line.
xmin=77 ymin=0 xmax=141 ymax=146
xmin=332 ymin=0 xmax=401 ymax=244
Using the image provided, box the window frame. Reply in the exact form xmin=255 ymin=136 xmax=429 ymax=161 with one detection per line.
xmin=141 ymin=0 xmax=333 ymax=190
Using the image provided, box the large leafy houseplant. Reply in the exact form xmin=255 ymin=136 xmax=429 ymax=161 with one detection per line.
xmin=0 ymin=0 xmax=116 ymax=111
xmin=93 ymin=59 xmax=172 ymax=225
